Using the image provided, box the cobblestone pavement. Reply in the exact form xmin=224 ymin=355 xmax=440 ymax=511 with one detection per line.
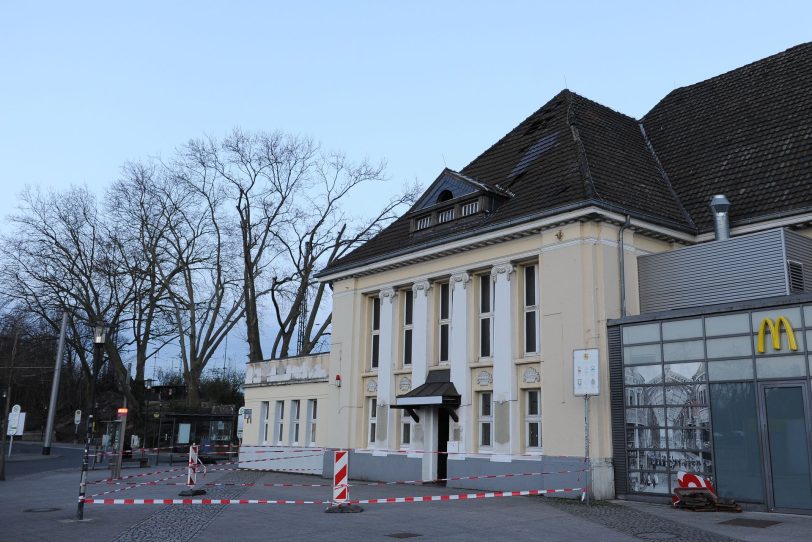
xmin=542 ymin=498 xmax=744 ymax=542
xmin=109 ymin=470 xmax=263 ymax=542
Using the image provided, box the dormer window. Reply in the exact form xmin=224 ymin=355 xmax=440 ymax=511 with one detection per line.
xmin=437 ymin=208 xmax=454 ymax=224
xmin=408 ymin=169 xmax=510 ymax=233
xmin=415 ymin=216 xmax=432 ymax=230
xmin=461 ymin=201 xmax=479 ymax=217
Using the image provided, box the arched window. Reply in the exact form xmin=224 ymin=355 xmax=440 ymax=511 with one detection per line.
xmin=437 ymin=189 xmax=453 ymax=203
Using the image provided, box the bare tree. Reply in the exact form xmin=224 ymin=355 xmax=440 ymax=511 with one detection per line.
xmin=164 ymin=146 xmax=246 ymax=406
xmin=269 ymin=153 xmax=418 ymax=358
xmin=106 ymin=162 xmax=187 ymax=384
xmin=0 ymin=187 xmax=138 ymax=410
xmin=184 ymin=130 xmax=317 ymax=363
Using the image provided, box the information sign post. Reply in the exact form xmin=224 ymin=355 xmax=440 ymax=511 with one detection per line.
xmin=573 ymin=349 xmax=600 ymax=506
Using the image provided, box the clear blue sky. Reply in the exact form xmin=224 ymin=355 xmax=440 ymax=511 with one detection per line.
xmin=2 ymin=1 xmax=811 ymax=224
xmin=2 ymin=2 xmax=811 ymax=373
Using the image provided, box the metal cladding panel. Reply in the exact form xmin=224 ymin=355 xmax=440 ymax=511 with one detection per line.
xmin=638 ymin=229 xmax=788 ymax=312
xmin=608 ymin=326 xmax=626 ymax=496
xmin=784 ymin=229 xmax=812 ymax=293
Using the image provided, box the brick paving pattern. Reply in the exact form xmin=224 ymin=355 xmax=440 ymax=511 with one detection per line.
xmin=110 ymin=470 xmax=263 ymax=542
xmin=542 ymin=498 xmax=744 ymax=542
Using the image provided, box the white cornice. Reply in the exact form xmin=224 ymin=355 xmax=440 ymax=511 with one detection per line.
xmin=318 ymin=206 xmax=697 ymax=283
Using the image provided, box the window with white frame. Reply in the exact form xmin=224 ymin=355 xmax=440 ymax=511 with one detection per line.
xmin=368 ymin=398 xmax=377 ymax=446
xmin=438 ymin=281 xmax=451 ymax=363
xmin=370 ymin=296 xmax=381 ymax=369
xmin=274 ymin=400 xmax=285 ymax=445
xmin=306 ymin=399 xmax=318 ymax=446
xmin=479 ymin=274 xmax=493 ymax=358
xmin=260 ymin=401 xmax=270 ymax=444
xmin=416 ymin=215 xmax=432 ymax=230
xmin=401 ymin=412 xmax=412 ymax=448
xmin=290 ymin=399 xmax=301 ymax=445
xmin=478 ymin=392 xmax=493 ymax=449
xmin=523 ymin=265 xmax=539 ymax=354
xmin=402 ymin=289 xmax=413 ymax=366
xmin=525 ymin=389 xmax=542 ymax=450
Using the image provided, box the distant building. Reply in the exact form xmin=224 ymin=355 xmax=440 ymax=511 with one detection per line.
xmin=243 ymin=43 xmax=812 ymax=510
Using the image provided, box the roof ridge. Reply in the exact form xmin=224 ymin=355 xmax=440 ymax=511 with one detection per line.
xmin=566 ymin=91 xmax=598 ymax=201
xmin=643 ymin=42 xmax=812 ymax=120
xmin=637 ymin=122 xmax=697 ymax=231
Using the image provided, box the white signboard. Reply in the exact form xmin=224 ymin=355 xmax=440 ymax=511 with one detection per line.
xmin=7 ymin=412 xmax=25 ymax=436
xmin=177 ymin=423 xmax=191 ymax=444
xmin=573 ymin=348 xmax=600 ymax=396
xmin=9 ymin=404 xmax=21 ymax=433
xmin=74 ymin=409 xmax=82 ymax=425
xmin=237 ymin=407 xmax=245 ymax=439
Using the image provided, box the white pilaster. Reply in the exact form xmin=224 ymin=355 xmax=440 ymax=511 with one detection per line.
xmin=376 ymin=287 xmax=397 ymax=451
xmin=411 ymin=280 xmax=431 ymax=387
xmin=449 ymin=272 xmax=470 ymax=453
xmin=491 ymin=263 xmax=516 ymax=456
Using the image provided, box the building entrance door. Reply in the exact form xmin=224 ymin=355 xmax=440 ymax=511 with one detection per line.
xmin=759 ymin=382 xmax=812 ymax=512
xmin=437 ymin=409 xmax=449 ymax=484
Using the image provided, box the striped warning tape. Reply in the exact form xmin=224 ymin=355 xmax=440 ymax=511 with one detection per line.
xmin=81 ymin=487 xmax=584 ymax=505
xmin=87 ymin=453 xmax=323 ymax=484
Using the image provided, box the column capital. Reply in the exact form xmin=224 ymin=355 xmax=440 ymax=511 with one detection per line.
xmin=450 ymin=272 xmax=470 ymax=288
xmin=491 ymin=263 xmax=516 ymax=281
xmin=379 ymin=287 xmax=397 ymax=301
xmin=412 ymin=280 xmax=432 ymax=296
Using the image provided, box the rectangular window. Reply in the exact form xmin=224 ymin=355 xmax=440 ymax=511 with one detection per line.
xmin=525 ymin=390 xmax=542 ymax=449
xmin=306 ymin=399 xmax=317 ymax=446
xmin=438 ymin=282 xmax=450 ymax=363
xmin=479 ymin=392 xmax=493 ymax=449
xmin=370 ymin=296 xmax=380 ymax=368
xmin=416 ymin=216 xmax=432 ymax=230
xmin=523 ymin=265 xmax=539 ymax=354
xmin=479 ymin=275 xmax=492 ymax=357
xmin=260 ymin=401 xmax=270 ymax=444
xmin=290 ymin=399 xmax=300 ymax=445
xmin=401 ymin=414 xmax=412 ymax=447
xmin=274 ymin=400 xmax=285 ymax=445
xmin=403 ymin=289 xmax=413 ymax=366
xmin=368 ymin=398 xmax=377 ymax=446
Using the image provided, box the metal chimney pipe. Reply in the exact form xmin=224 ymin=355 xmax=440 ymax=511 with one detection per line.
xmin=710 ymin=195 xmax=731 ymax=241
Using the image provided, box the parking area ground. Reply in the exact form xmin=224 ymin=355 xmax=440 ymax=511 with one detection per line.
xmin=2 ymin=452 xmax=811 ymax=542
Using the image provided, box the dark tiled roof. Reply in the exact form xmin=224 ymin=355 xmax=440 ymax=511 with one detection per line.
xmin=642 ymin=42 xmax=812 ymax=232
xmin=323 ymin=43 xmax=812 ymax=276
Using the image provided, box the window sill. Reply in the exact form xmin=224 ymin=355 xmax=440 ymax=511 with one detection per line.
xmin=393 ymin=368 xmax=413 ymax=375
xmin=361 ymin=370 xmax=379 ymax=377
xmin=468 ymin=361 xmax=494 ymax=369
xmin=515 ymin=356 xmax=541 ymax=365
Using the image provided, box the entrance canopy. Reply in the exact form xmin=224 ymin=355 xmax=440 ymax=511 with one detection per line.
xmin=391 ymin=369 xmax=460 ymax=422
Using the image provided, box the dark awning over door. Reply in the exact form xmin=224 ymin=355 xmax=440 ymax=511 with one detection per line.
xmin=391 ymin=369 xmax=461 ymax=409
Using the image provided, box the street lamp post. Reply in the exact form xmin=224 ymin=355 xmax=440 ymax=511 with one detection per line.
xmin=76 ymin=322 xmax=106 ymax=520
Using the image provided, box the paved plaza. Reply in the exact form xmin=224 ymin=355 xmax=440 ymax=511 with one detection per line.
xmin=2 ymin=444 xmax=811 ymax=542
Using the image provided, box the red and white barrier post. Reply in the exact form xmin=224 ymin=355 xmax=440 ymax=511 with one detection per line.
xmin=178 ymin=443 xmax=206 ymax=496
xmin=326 ymin=449 xmax=361 ymax=513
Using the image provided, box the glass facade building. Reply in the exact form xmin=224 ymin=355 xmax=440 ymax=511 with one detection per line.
xmin=609 ymin=297 xmax=812 ymax=513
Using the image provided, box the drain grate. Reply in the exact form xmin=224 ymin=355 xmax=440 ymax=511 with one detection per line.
xmin=718 ymin=518 xmax=781 ymax=528
xmin=636 ymin=533 xmax=677 ymax=540
xmin=23 ymin=507 xmax=61 ymax=513
xmin=386 ymin=534 xmax=422 ymax=539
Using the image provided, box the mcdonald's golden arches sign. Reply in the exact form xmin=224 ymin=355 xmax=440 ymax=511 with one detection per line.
xmin=756 ymin=316 xmax=798 ymax=354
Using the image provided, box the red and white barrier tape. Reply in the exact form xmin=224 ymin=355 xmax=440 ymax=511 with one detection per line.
xmin=81 ymin=487 xmax=584 ymax=505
